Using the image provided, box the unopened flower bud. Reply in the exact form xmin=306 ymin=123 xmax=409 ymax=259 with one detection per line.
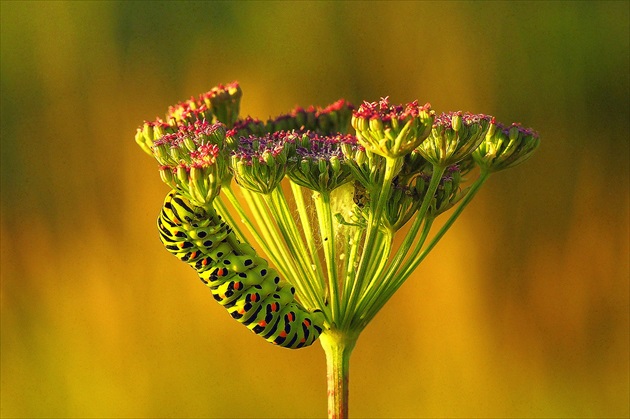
xmin=190 ymin=166 xmax=203 ymax=182
xmin=452 ymin=113 xmax=463 ymax=132
xmin=177 ymin=165 xmax=189 ymax=183
xmin=330 ymin=156 xmax=341 ymax=173
xmin=183 ymin=137 xmax=197 ymax=152
xmin=159 ymin=167 xmax=175 ymax=185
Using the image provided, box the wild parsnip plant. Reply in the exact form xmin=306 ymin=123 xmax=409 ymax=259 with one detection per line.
xmin=135 ymin=82 xmax=540 ymax=419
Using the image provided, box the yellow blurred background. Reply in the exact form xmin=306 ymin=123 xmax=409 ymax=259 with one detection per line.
xmin=1 ymin=1 xmax=628 ymax=418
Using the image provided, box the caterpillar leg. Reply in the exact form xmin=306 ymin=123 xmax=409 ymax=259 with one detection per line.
xmin=158 ymin=190 xmax=326 ymax=349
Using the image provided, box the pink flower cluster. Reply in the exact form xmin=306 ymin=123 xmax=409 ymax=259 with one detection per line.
xmin=353 ymin=97 xmax=431 ymax=122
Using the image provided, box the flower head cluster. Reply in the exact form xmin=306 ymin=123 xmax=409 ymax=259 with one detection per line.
xmin=135 ymin=82 xmax=242 ymax=157
xmin=227 ymin=116 xmax=268 ymax=138
xmin=201 ymin=81 xmax=242 ymax=129
xmin=314 ymin=99 xmax=355 ymax=135
xmin=347 ymin=160 xmax=467 ymax=231
xmin=136 ymin=81 xmax=541 ymax=230
xmin=166 ymin=97 xmax=213 ymax=127
xmin=473 ymin=121 xmax=540 ymax=172
xmin=152 ymin=120 xmax=227 ymax=165
xmin=288 ymin=132 xmax=359 ymax=192
xmin=135 ymin=119 xmax=176 ymax=156
xmin=152 ymin=120 xmax=229 ymax=206
xmin=229 ymin=99 xmax=355 ymax=139
xmin=230 ymin=131 xmax=295 ymax=194
xmin=351 ymin=97 xmax=434 ymax=158
xmin=417 ymin=111 xmax=492 ymax=167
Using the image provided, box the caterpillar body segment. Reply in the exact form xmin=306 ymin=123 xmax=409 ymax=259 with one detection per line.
xmin=157 ymin=190 xmax=325 ymax=349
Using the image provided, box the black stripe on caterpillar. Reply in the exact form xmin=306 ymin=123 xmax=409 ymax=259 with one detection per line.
xmin=157 ymin=191 xmax=326 ymax=349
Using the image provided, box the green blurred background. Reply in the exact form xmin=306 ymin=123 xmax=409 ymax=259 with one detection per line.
xmin=1 ymin=1 xmax=628 ymax=418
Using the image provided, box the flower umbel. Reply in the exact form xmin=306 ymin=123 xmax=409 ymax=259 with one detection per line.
xmin=288 ymin=132 xmax=358 ymax=193
xmin=351 ymin=97 xmax=434 ymax=158
xmin=473 ymin=120 xmax=541 ymax=172
xmin=167 ymin=97 xmax=213 ymax=126
xmin=135 ymin=81 xmax=540 ymax=419
xmin=152 ymin=120 xmax=229 ymax=206
xmin=418 ymin=111 xmax=492 ymax=167
xmin=202 ymin=81 xmax=242 ymax=129
xmin=230 ymin=131 xmax=294 ymax=194
xmin=230 ymin=99 xmax=355 ymax=138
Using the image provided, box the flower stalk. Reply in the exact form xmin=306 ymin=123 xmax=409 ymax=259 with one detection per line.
xmin=135 ymin=81 xmax=540 ymax=418
xmin=320 ymin=330 xmax=359 ymax=419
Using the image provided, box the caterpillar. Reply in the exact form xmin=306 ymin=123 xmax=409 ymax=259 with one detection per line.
xmin=157 ymin=190 xmax=326 ymax=349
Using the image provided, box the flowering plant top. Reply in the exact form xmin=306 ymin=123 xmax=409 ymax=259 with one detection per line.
xmin=134 ymin=80 xmax=540 ymax=419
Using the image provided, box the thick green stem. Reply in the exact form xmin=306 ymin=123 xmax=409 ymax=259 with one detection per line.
xmin=320 ymin=330 xmax=359 ymax=419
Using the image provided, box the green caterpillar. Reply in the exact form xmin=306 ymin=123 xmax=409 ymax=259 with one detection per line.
xmin=157 ymin=190 xmax=326 ymax=349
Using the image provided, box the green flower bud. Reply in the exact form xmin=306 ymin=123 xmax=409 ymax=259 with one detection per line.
xmin=318 ymin=157 xmax=327 ymax=174
xmin=183 ymin=136 xmax=197 ymax=152
xmin=300 ymin=159 xmax=311 ymax=175
xmin=153 ymin=143 xmax=170 ymax=164
xmin=159 ymin=167 xmax=175 ymax=186
xmin=169 ymin=145 xmax=185 ymax=162
xmin=176 ymin=165 xmax=189 ymax=184
xmin=330 ymin=156 xmax=341 ymax=173
xmin=190 ymin=166 xmax=203 ymax=182
xmin=135 ymin=129 xmax=152 ymax=156
xmin=136 ymin=120 xmax=173 ymax=157
xmin=452 ymin=113 xmax=463 ymax=132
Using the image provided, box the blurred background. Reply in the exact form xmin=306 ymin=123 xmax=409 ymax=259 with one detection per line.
xmin=1 ymin=1 xmax=628 ymax=418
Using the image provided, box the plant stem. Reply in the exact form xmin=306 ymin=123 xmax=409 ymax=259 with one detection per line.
xmin=265 ymin=188 xmax=326 ymax=310
xmin=342 ymin=157 xmax=399 ymax=325
xmin=314 ymin=190 xmax=341 ymax=321
xmin=319 ymin=330 xmax=359 ymax=419
xmin=290 ymin=181 xmax=327 ymax=295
